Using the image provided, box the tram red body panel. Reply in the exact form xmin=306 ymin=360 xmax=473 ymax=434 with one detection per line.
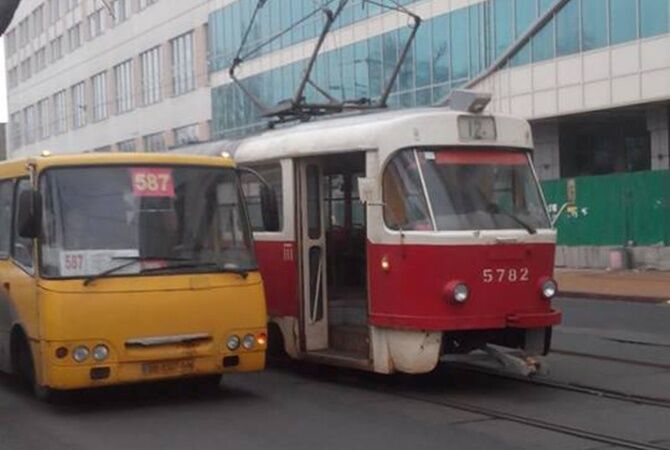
xmin=367 ymin=242 xmax=561 ymax=331
xmin=254 ymin=241 xmax=299 ymax=317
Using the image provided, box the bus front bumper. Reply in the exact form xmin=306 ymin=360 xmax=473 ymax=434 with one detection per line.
xmin=41 ymin=351 xmax=265 ymax=390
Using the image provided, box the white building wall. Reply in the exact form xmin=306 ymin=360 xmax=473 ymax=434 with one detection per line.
xmin=5 ymin=0 xmax=221 ymax=157
xmin=473 ymin=34 xmax=670 ymax=122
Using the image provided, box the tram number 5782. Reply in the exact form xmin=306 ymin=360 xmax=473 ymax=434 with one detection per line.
xmin=482 ymin=268 xmax=530 ymax=283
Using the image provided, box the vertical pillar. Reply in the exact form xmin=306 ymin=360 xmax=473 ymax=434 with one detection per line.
xmin=194 ymin=24 xmax=209 ymax=89
xmin=530 ymin=119 xmax=560 ymax=180
xmin=162 ymin=41 xmax=173 ymax=99
xmin=648 ymin=105 xmax=669 ymax=170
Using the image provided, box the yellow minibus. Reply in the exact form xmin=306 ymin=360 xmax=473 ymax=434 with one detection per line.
xmin=0 ymin=152 xmax=276 ymax=399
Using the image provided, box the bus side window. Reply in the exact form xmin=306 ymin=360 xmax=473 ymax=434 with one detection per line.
xmin=0 ymin=181 xmax=12 ymax=259
xmin=240 ymin=163 xmax=283 ymax=232
xmin=12 ymin=179 xmax=34 ymax=271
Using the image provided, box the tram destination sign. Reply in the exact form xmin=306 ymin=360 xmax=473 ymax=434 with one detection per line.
xmin=457 ymin=115 xmax=496 ymax=141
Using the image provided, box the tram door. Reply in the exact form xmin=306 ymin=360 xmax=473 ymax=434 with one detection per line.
xmin=297 ymin=160 xmax=329 ymax=351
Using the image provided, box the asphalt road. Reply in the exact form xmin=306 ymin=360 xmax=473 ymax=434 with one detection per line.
xmin=1 ymin=296 xmax=669 ymax=450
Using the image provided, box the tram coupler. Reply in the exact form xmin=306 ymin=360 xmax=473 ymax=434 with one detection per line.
xmin=482 ymin=345 xmax=547 ymax=377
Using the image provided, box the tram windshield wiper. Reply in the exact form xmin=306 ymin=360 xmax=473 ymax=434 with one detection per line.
xmin=82 ymin=256 xmax=191 ymax=286
xmin=486 ymin=202 xmax=537 ymax=235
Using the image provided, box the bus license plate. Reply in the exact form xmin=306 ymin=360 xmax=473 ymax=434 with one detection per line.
xmin=458 ymin=115 xmax=496 ymax=141
xmin=142 ymin=359 xmax=195 ymax=376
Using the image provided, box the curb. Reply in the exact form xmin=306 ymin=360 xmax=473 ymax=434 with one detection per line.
xmin=557 ymin=291 xmax=670 ymax=304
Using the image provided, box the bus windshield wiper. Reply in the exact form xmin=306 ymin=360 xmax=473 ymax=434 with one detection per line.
xmin=486 ymin=202 xmax=537 ymax=235
xmin=139 ymin=261 xmax=252 ymax=279
xmin=82 ymin=256 xmax=190 ymax=286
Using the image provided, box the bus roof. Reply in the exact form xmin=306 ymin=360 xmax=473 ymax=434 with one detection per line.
xmin=213 ymin=108 xmax=533 ymax=164
xmin=0 ymin=152 xmax=235 ymax=178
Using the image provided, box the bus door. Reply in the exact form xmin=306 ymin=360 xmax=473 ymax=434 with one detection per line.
xmin=297 ymin=160 xmax=328 ymax=351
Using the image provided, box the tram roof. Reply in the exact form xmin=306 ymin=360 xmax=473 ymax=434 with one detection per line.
xmin=221 ymin=107 xmax=533 ymax=164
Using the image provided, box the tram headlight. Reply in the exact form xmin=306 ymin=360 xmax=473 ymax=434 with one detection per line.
xmin=227 ymin=335 xmax=241 ymax=351
xmin=453 ymin=283 xmax=470 ymax=303
xmin=541 ymin=279 xmax=557 ymax=299
xmin=92 ymin=345 xmax=109 ymax=361
xmin=72 ymin=346 xmax=90 ymax=363
xmin=445 ymin=281 xmax=469 ymax=304
xmin=242 ymin=334 xmax=255 ymax=350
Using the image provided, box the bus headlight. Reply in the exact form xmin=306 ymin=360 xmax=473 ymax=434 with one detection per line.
xmin=92 ymin=345 xmax=109 ymax=361
xmin=242 ymin=334 xmax=255 ymax=350
xmin=72 ymin=346 xmax=90 ymax=363
xmin=227 ymin=335 xmax=241 ymax=351
xmin=541 ymin=279 xmax=557 ymax=299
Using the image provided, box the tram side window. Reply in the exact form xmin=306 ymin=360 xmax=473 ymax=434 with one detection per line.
xmin=12 ymin=179 xmax=34 ymax=270
xmin=0 ymin=181 xmax=13 ymax=258
xmin=240 ymin=163 xmax=283 ymax=232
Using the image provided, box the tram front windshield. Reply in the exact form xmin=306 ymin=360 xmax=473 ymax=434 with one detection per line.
xmin=39 ymin=165 xmax=256 ymax=278
xmin=382 ymin=148 xmax=550 ymax=232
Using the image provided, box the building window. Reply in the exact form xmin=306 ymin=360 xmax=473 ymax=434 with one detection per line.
xmin=37 ymin=98 xmax=50 ymax=140
xmin=114 ymin=59 xmax=134 ymax=113
xmin=581 ymin=0 xmax=608 ymax=51
xmin=610 ymin=0 xmax=637 ymax=44
xmin=171 ymin=31 xmax=196 ymax=96
xmin=52 ymin=90 xmax=67 ymax=135
xmin=139 ymin=0 xmax=158 ymax=11
xmin=20 ymin=58 xmax=31 ymax=81
xmin=141 ymin=46 xmax=162 ymax=105
xmin=34 ymin=47 xmax=47 ymax=73
xmin=18 ymin=18 xmax=29 ymax=47
xmin=143 ymin=132 xmax=166 ymax=152
xmin=23 ymin=105 xmax=36 ymax=145
xmin=71 ymin=81 xmax=87 ymax=128
xmin=556 ymin=0 xmax=579 ymax=56
xmin=112 ymin=0 xmax=128 ymax=25
xmin=9 ymin=112 xmax=22 ymax=150
xmin=49 ymin=0 xmax=61 ymax=23
xmin=7 ymin=67 xmax=19 ymax=89
xmin=50 ymin=35 xmax=64 ymax=62
xmin=87 ymin=8 xmax=105 ymax=39
xmin=92 ymin=72 xmax=108 ymax=121
xmin=117 ymin=139 xmax=136 ymax=152
xmin=640 ymin=0 xmax=669 ymax=38
xmin=32 ymin=5 xmax=44 ymax=39
xmin=173 ymin=124 xmax=199 ymax=146
xmin=68 ymin=23 xmax=82 ymax=51
xmin=6 ymin=30 xmax=16 ymax=56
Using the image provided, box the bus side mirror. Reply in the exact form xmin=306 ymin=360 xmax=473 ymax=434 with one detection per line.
xmin=237 ymin=166 xmax=280 ymax=232
xmin=260 ymin=185 xmax=280 ymax=232
xmin=17 ymin=190 xmax=42 ymax=239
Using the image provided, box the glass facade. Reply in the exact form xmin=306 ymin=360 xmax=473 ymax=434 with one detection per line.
xmin=207 ymin=0 xmax=669 ymax=140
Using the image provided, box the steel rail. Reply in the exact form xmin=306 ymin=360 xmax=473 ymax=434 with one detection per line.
xmin=386 ymin=390 xmax=668 ymax=450
xmin=454 ymin=365 xmax=670 ymax=409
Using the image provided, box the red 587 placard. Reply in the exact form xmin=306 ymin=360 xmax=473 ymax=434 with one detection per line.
xmin=130 ymin=168 xmax=175 ymax=197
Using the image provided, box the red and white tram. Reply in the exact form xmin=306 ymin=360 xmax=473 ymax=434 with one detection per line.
xmin=198 ymin=104 xmax=561 ymax=374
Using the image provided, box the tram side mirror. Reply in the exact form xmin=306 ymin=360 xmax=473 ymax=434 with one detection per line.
xmin=357 ymin=177 xmax=378 ymax=204
xmin=17 ymin=190 xmax=42 ymax=239
xmin=260 ymin=185 xmax=280 ymax=232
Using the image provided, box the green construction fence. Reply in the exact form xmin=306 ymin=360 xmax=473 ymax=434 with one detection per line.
xmin=541 ymin=170 xmax=670 ymax=246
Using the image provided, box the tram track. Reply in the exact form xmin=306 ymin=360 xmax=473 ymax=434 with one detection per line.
xmin=551 ymin=349 xmax=670 ymax=371
xmin=378 ymin=388 xmax=670 ymax=450
xmin=453 ymin=364 xmax=670 ymax=409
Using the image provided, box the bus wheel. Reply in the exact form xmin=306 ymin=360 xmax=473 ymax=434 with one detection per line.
xmin=266 ymin=322 xmax=287 ymax=362
xmin=14 ymin=335 xmax=54 ymax=402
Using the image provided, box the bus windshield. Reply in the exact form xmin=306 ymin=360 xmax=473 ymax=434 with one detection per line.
xmin=39 ymin=165 xmax=256 ymax=279
xmin=383 ymin=148 xmax=550 ymax=232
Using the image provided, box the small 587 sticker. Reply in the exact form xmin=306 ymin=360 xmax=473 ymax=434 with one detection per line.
xmin=130 ymin=168 xmax=175 ymax=197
